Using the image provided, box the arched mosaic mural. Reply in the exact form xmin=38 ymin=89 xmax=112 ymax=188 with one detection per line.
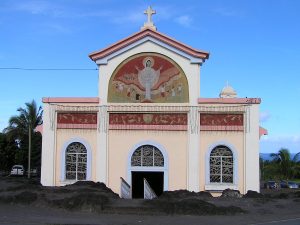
xmin=108 ymin=53 xmax=189 ymax=103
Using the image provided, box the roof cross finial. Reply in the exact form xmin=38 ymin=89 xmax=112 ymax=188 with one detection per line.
xmin=145 ymin=6 xmax=155 ymax=24
xmin=141 ymin=6 xmax=157 ymax=31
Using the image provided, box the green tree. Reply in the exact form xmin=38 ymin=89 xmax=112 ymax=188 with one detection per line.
xmin=270 ymin=148 xmax=300 ymax=180
xmin=261 ymin=160 xmax=280 ymax=181
xmin=0 ymin=132 xmax=18 ymax=172
xmin=4 ymin=100 xmax=43 ymax=178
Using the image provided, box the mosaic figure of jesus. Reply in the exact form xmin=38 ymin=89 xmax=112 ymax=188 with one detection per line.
xmin=136 ymin=57 xmax=161 ymax=100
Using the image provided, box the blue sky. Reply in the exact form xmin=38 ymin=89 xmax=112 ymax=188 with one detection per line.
xmin=0 ymin=0 xmax=299 ymax=153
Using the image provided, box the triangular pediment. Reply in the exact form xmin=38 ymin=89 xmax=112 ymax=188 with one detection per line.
xmin=89 ymin=28 xmax=209 ymax=65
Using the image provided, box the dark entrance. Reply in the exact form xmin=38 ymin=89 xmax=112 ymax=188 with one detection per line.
xmin=131 ymin=171 xmax=164 ymax=198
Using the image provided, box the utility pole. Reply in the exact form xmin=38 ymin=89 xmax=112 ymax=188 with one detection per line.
xmin=28 ymin=125 xmax=31 ymax=179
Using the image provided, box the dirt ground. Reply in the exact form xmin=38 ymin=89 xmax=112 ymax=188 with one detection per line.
xmin=1 ymin=177 xmax=300 ymax=225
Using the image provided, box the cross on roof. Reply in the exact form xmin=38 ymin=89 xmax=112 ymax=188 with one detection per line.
xmin=141 ymin=6 xmax=157 ymax=31
xmin=144 ymin=6 xmax=156 ymax=24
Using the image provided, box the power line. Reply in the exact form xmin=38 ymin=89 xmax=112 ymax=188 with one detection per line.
xmin=0 ymin=67 xmax=98 ymax=71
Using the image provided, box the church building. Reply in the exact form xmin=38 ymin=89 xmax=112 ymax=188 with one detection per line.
xmin=41 ymin=7 xmax=266 ymax=198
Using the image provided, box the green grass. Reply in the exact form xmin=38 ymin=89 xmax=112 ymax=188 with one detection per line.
xmin=290 ymin=179 xmax=300 ymax=183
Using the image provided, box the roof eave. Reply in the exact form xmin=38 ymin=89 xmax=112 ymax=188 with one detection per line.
xmin=89 ymin=28 xmax=209 ymax=62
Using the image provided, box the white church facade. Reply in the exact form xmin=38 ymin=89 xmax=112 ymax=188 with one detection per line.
xmin=41 ymin=7 xmax=266 ymax=197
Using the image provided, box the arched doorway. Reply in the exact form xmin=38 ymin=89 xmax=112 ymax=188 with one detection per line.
xmin=128 ymin=143 xmax=168 ymax=198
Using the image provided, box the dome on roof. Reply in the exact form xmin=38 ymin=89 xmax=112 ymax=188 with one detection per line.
xmin=219 ymin=83 xmax=237 ymax=98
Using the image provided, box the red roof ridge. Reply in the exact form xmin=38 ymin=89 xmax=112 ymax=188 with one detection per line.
xmin=89 ymin=28 xmax=209 ymax=61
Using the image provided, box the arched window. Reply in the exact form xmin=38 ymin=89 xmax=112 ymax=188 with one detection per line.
xmin=210 ymin=145 xmax=233 ymax=183
xmin=131 ymin=145 xmax=164 ymax=167
xmin=65 ymin=142 xmax=87 ymax=180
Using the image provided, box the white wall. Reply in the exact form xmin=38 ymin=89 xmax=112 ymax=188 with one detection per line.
xmin=41 ymin=103 xmax=56 ymax=186
xmin=245 ymin=104 xmax=260 ymax=192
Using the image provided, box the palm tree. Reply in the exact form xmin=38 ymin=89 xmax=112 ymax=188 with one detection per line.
xmin=4 ymin=100 xmax=43 ymax=178
xmin=270 ymin=148 xmax=300 ymax=180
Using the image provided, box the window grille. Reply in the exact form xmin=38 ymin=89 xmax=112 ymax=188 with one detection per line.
xmin=65 ymin=142 xmax=87 ymax=180
xmin=131 ymin=145 xmax=164 ymax=167
xmin=210 ymin=145 xmax=233 ymax=183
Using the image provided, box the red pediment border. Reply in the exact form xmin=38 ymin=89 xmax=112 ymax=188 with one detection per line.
xmin=89 ymin=28 xmax=209 ymax=61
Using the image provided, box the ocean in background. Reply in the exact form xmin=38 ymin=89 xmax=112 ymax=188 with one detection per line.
xmin=260 ymin=153 xmax=299 ymax=161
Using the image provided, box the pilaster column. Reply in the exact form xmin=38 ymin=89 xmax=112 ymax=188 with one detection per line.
xmin=41 ymin=104 xmax=56 ymax=186
xmin=96 ymin=106 xmax=108 ymax=184
xmin=187 ymin=106 xmax=200 ymax=191
xmin=245 ymin=104 xmax=260 ymax=192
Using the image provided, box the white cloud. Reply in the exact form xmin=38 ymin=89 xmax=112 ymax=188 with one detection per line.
xmin=175 ymin=15 xmax=193 ymax=28
xmin=260 ymin=134 xmax=300 ymax=153
xmin=71 ymin=10 xmax=114 ymax=18
xmin=262 ymin=135 xmax=300 ymax=142
xmin=11 ymin=1 xmax=143 ymax=24
xmin=12 ymin=0 xmax=55 ymax=15
xmin=112 ymin=11 xmax=144 ymax=24
xmin=111 ymin=5 xmax=195 ymax=29
xmin=4 ymin=2 xmax=196 ymax=30
xmin=292 ymin=135 xmax=300 ymax=143
xmin=260 ymin=111 xmax=271 ymax=123
xmin=154 ymin=5 xmax=174 ymax=20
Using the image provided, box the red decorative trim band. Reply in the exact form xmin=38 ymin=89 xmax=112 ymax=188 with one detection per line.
xmin=57 ymin=113 xmax=97 ymax=128
xmin=109 ymin=124 xmax=187 ymax=131
xmin=200 ymin=114 xmax=243 ymax=126
xmin=109 ymin=113 xmax=187 ymax=130
xmin=57 ymin=124 xmax=97 ymax=129
xmin=109 ymin=113 xmax=187 ymax=125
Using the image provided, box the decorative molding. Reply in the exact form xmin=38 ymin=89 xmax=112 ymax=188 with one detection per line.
xmin=189 ymin=106 xmax=199 ymax=134
xmin=57 ymin=113 xmax=97 ymax=129
xmin=200 ymin=113 xmax=243 ymax=131
xmin=57 ymin=124 xmax=97 ymax=129
xmin=201 ymin=114 xmax=243 ymax=126
xmin=45 ymin=103 xmax=247 ymax=113
xmin=43 ymin=97 xmax=99 ymax=103
xmin=200 ymin=126 xmax=244 ymax=131
xmin=58 ymin=113 xmax=97 ymax=124
xmin=109 ymin=124 xmax=187 ymax=131
xmin=109 ymin=113 xmax=187 ymax=130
